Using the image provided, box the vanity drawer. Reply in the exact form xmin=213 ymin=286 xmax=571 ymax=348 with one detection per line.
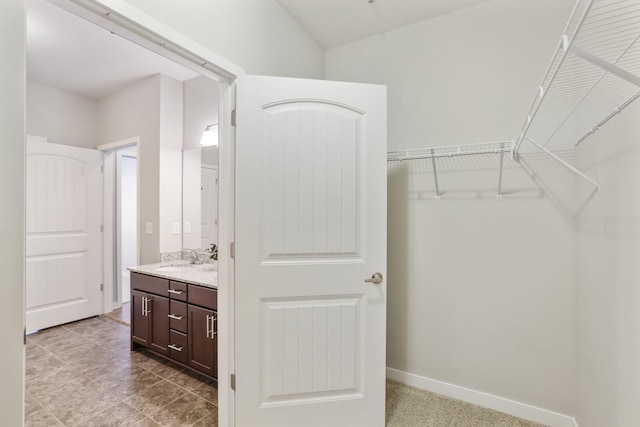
xmin=188 ymin=285 xmax=217 ymax=310
xmin=168 ymin=281 xmax=187 ymax=301
xmin=131 ymin=272 xmax=168 ymax=296
xmin=169 ymin=330 xmax=188 ymax=365
xmin=169 ymin=300 xmax=187 ymax=333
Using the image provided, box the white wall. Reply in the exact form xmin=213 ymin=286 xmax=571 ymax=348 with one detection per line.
xmin=26 ymin=80 xmax=99 ymax=148
xmin=183 ymin=76 xmax=219 ymax=150
xmin=123 ymin=0 xmax=324 ymax=79
xmin=0 ymin=0 xmax=25 ymax=424
xmin=328 ymin=0 xmax=577 ymax=416
xmin=327 ymin=0 xmax=574 ymax=150
xmin=99 ymin=74 xmax=161 ymax=264
xmin=575 ymin=99 xmax=640 ymax=427
xmin=99 ymin=73 xmax=184 ymax=261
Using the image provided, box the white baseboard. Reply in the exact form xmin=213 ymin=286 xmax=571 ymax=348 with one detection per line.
xmin=386 ymin=368 xmax=577 ymax=427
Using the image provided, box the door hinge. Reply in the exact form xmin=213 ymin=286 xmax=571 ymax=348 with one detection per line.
xmin=231 ymin=109 xmax=236 ymax=126
xmin=24 ymin=328 xmax=26 ymax=345
xmin=230 ymin=242 xmax=235 ymax=259
xmin=230 ymin=373 xmax=236 ymax=391
xmin=100 ymin=283 xmax=104 ymax=291
xmin=100 ymin=224 xmax=104 ymax=232
xmin=100 ymin=164 xmax=104 ymax=173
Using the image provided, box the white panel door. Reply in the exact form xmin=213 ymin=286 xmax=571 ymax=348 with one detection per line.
xmin=201 ymin=166 xmax=218 ymax=249
xmin=26 ymin=140 xmax=102 ymax=332
xmin=235 ymin=75 xmax=387 ymax=426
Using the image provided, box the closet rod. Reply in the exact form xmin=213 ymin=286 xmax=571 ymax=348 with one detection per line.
xmin=542 ymin=32 xmax=640 ymax=149
xmin=576 ymin=90 xmax=640 ymax=146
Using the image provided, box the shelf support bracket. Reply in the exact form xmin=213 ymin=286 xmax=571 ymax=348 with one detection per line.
xmin=430 ymin=149 xmax=441 ymax=201
xmin=524 ymin=136 xmax=600 ymax=190
xmin=497 ymin=142 xmax=505 ymax=200
xmin=570 ymin=45 xmax=640 ymax=88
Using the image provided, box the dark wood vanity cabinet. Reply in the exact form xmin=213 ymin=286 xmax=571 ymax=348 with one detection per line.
xmin=131 ymin=290 xmax=149 ymax=346
xmin=188 ymin=304 xmax=217 ymax=377
xmin=131 ymin=272 xmax=217 ymax=381
xmin=131 ymin=275 xmax=170 ymax=356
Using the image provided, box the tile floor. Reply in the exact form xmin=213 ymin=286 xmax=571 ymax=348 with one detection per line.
xmin=26 ymin=316 xmax=543 ymax=427
xmin=26 ymin=316 xmax=217 ymax=426
xmin=105 ymin=302 xmax=131 ymax=325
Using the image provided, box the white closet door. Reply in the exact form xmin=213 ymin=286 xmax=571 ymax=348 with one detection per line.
xmin=26 ymin=140 xmax=102 ymax=332
xmin=235 ymin=75 xmax=388 ymax=426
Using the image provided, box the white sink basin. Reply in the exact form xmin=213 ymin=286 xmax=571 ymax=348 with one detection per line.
xmin=154 ymin=265 xmax=193 ymax=272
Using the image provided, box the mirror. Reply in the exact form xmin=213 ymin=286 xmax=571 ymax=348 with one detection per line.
xmin=181 ymin=75 xmax=219 ymax=253
xmin=182 ymin=146 xmax=218 ymax=250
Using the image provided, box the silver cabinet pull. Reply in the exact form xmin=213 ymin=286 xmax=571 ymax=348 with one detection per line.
xmin=168 ymin=289 xmax=183 ymax=295
xmin=211 ymin=315 xmax=217 ymax=340
xmin=364 ymin=272 xmax=383 ymax=284
xmin=142 ymin=297 xmax=149 ymax=316
xmin=206 ymin=315 xmax=217 ymax=339
xmin=168 ymin=344 xmax=183 ymax=352
xmin=168 ymin=314 xmax=183 ymax=320
xmin=146 ymin=298 xmax=152 ymax=314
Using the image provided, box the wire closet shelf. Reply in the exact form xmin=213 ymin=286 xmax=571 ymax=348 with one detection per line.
xmin=513 ymin=0 xmax=640 ymax=189
xmin=388 ymin=0 xmax=640 ymax=198
xmin=387 ymin=141 xmax=514 ymax=200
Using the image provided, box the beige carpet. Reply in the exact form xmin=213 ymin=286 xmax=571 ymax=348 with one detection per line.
xmin=386 ymin=381 xmax=546 ymax=427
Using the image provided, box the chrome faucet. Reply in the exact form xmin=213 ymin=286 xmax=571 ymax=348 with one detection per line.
xmin=187 ymin=249 xmax=203 ymax=265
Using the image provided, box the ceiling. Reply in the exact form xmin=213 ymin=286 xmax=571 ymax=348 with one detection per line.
xmin=27 ymin=0 xmax=493 ymax=97
xmin=276 ymin=0 xmax=494 ymax=48
xmin=27 ymin=0 xmax=198 ymax=99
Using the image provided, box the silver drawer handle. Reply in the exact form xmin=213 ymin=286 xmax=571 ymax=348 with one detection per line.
xmin=168 ymin=314 xmax=184 ymax=320
xmin=206 ymin=315 xmax=212 ymax=338
xmin=168 ymin=289 xmax=183 ymax=295
xmin=168 ymin=344 xmax=183 ymax=352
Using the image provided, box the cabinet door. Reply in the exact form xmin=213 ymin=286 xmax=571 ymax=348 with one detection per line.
xmin=188 ymin=305 xmax=217 ymax=378
xmin=148 ymin=295 xmax=170 ymax=356
xmin=131 ymin=290 xmax=149 ymax=347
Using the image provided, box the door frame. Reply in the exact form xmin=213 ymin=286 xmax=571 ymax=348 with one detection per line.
xmin=99 ymin=137 xmax=139 ymax=315
xmin=43 ymin=2 xmax=240 ymax=426
xmin=115 ymin=149 xmax=138 ymax=308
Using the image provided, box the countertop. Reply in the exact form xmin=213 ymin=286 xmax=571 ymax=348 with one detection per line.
xmin=128 ymin=261 xmax=218 ymax=289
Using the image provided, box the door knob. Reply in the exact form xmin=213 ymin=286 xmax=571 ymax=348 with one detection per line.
xmin=364 ymin=272 xmax=383 ymax=284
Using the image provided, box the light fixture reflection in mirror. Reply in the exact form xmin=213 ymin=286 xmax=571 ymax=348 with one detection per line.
xmin=200 ymin=123 xmax=218 ymax=146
